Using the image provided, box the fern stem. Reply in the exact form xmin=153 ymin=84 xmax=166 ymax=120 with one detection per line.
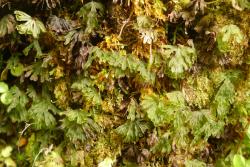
xmin=118 ymin=11 xmax=133 ymax=39
xmin=148 ymin=44 xmax=154 ymax=69
xmin=18 ymin=122 xmax=33 ymax=152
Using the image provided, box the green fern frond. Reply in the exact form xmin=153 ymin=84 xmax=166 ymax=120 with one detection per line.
xmin=90 ymin=47 xmax=155 ymax=83
xmin=28 ymin=97 xmax=60 ymax=129
xmin=211 ymin=78 xmax=235 ymax=119
xmin=140 ymin=93 xmax=169 ymax=126
xmin=188 ymin=110 xmax=224 ymax=142
xmin=0 ymin=15 xmax=15 ymax=38
xmin=141 ymin=91 xmax=187 ymax=126
xmin=61 ymin=109 xmax=101 ymax=143
xmin=161 ymin=43 xmax=197 ymax=79
xmin=71 ymin=78 xmax=102 ymax=106
xmin=24 ymin=61 xmax=50 ymax=82
xmin=116 ymin=99 xmax=151 ymax=143
xmin=217 ymin=24 xmax=246 ymax=65
xmin=14 ymin=10 xmax=46 ymax=38
xmin=6 ymin=54 xmax=24 ymax=77
xmin=151 ymin=132 xmax=171 ymax=154
xmin=116 ymin=119 xmax=150 ymax=143
xmin=7 ymin=86 xmax=29 ymax=122
xmin=23 ymin=40 xmax=43 ymax=57
xmin=78 ymin=1 xmax=104 ymax=34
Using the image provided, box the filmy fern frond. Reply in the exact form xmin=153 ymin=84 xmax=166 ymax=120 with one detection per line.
xmin=7 ymin=86 xmax=29 ymax=122
xmin=14 ymin=10 xmax=46 ymax=38
xmin=211 ymin=78 xmax=235 ymax=119
xmin=0 ymin=14 xmax=15 ymax=38
xmin=151 ymin=132 xmax=171 ymax=154
xmin=116 ymin=119 xmax=150 ymax=143
xmin=71 ymin=78 xmax=102 ymax=106
xmin=61 ymin=109 xmax=101 ymax=143
xmin=90 ymin=47 xmax=155 ymax=84
xmin=28 ymin=97 xmax=60 ymax=129
xmin=140 ymin=93 xmax=170 ymax=126
xmin=78 ymin=1 xmax=104 ymax=34
xmin=141 ymin=91 xmax=187 ymax=126
xmin=217 ymin=24 xmax=245 ymax=53
xmin=116 ymin=99 xmax=151 ymax=143
xmin=161 ymin=43 xmax=197 ymax=79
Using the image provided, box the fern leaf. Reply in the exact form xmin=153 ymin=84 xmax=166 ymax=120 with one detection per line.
xmin=14 ymin=10 xmax=46 ymax=38
xmin=28 ymin=98 xmax=59 ymax=129
xmin=217 ymin=24 xmax=245 ymax=53
xmin=71 ymin=78 xmax=102 ymax=106
xmin=141 ymin=91 xmax=186 ymax=126
xmin=7 ymin=54 xmax=24 ymax=77
xmin=116 ymin=119 xmax=150 ymax=143
xmin=24 ymin=61 xmax=50 ymax=82
xmin=78 ymin=1 xmax=104 ymax=34
xmin=23 ymin=40 xmax=43 ymax=57
xmin=61 ymin=109 xmax=101 ymax=143
xmin=116 ymin=99 xmax=151 ymax=143
xmin=140 ymin=93 xmax=169 ymax=126
xmin=217 ymin=24 xmax=246 ymax=65
xmin=161 ymin=43 xmax=197 ymax=79
xmin=0 ymin=15 xmax=15 ymax=38
xmin=166 ymin=91 xmax=186 ymax=107
xmin=7 ymin=86 xmax=29 ymax=122
xmin=188 ymin=110 xmax=224 ymax=142
xmin=90 ymin=47 xmax=155 ymax=83
xmin=211 ymin=79 xmax=235 ymax=119
xmin=151 ymin=132 xmax=171 ymax=154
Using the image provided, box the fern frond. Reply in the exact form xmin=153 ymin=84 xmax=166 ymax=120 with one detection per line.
xmin=7 ymin=86 xmax=29 ymax=122
xmin=14 ymin=10 xmax=46 ymax=38
xmin=61 ymin=109 xmax=101 ymax=143
xmin=71 ymin=78 xmax=102 ymax=106
xmin=116 ymin=99 xmax=151 ymax=143
xmin=211 ymin=78 xmax=235 ymax=119
xmin=116 ymin=119 xmax=150 ymax=143
xmin=185 ymin=159 xmax=206 ymax=167
xmin=140 ymin=93 xmax=170 ymax=126
xmin=28 ymin=98 xmax=60 ymax=129
xmin=6 ymin=54 xmax=24 ymax=77
xmin=217 ymin=24 xmax=246 ymax=65
xmin=24 ymin=61 xmax=50 ymax=82
xmin=78 ymin=1 xmax=104 ymax=34
xmin=0 ymin=15 xmax=15 ymax=38
xmin=161 ymin=43 xmax=197 ymax=79
xmin=231 ymin=0 xmax=250 ymax=10
xmin=151 ymin=132 xmax=171 ymax=154
xmin=188 ymin=110 xmax=224 ymax=142
xmin=90 ymin=47 xmax=155 ymax=83
xmin=141 ymin=91 xmax=187 ymax=126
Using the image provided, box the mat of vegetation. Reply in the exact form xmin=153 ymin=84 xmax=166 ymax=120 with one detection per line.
xmin=0 ymin=0 xmax=250 ymax=166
